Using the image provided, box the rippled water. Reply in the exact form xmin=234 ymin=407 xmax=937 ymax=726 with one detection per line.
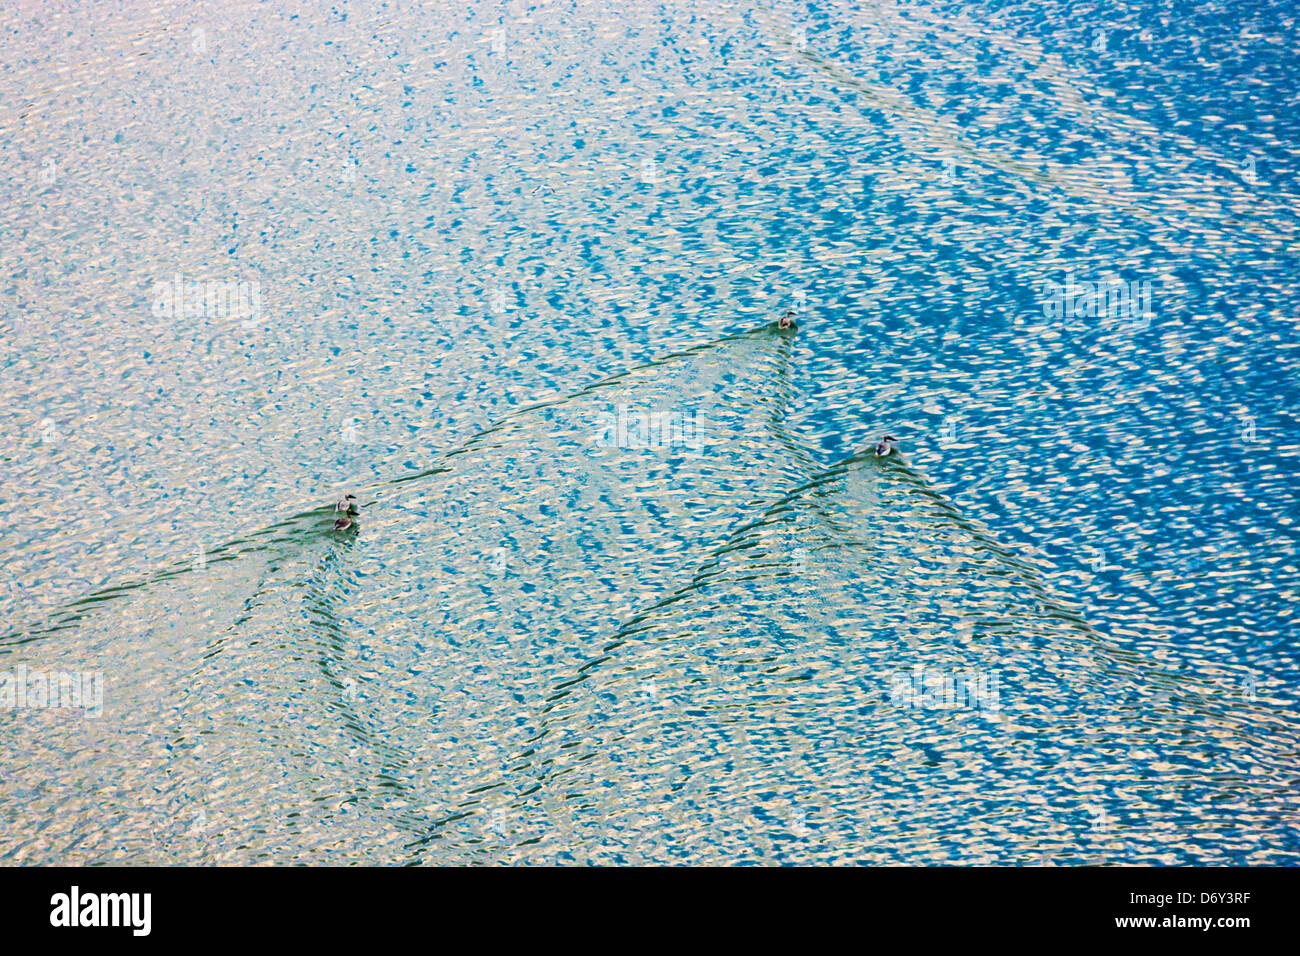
xmin=1 ymin=0 xmax=1297 ymax=864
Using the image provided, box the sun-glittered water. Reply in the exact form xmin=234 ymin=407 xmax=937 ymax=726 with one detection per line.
xmin=1 ymin=0 xmax=1297 ymax=864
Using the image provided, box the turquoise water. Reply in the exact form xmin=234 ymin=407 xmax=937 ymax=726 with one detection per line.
xmin=1 ymin=0 xmax=1297 ymax=864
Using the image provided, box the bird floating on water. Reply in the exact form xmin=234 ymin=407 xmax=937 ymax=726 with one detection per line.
xmin=333 ymin=494 xmax=359 ymax=531
xmin=778 ymin=308 xmax=796 ymax=330
xmin=874 ymin=434 xmax=898 ymax=457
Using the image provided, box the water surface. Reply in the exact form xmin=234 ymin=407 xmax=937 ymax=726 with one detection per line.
xmin=1 ymin=0 xmax=1297 ymax=864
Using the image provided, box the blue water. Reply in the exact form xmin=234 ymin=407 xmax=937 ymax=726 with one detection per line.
xmin=0 ymin=0 xmax=1297 ymax=863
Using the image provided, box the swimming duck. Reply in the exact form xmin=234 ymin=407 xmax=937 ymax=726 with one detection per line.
xmin=873 ymin=434 xmax=898 ymax=457
xmin=333 ymin=494 xmax=359 ymax=531
xmin=778 ymin=308 xmax=796 ymax=330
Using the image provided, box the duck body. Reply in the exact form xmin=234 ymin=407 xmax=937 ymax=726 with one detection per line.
xmin=873 ymin=434 xmax=898 ymax=457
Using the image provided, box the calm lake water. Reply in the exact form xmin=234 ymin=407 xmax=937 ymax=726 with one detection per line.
xmin=1 ymin=0 xmax=1297 ymax=864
